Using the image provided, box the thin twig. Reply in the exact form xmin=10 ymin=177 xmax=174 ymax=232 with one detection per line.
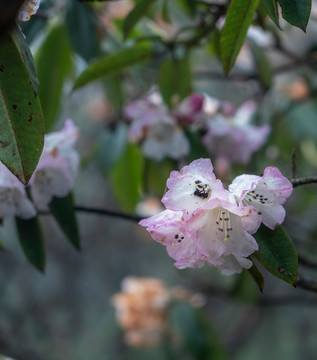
xmin=298 ymin=255 xmax=317 ymax=270
xmin=297 ymin=275 xmax=317 ymax=293
xmin=74 ymin=206 xmax=142 ymax=222
xmin=291 ymin=176 xmax=317 ymax=187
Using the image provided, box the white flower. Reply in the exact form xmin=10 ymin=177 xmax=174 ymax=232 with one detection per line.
xmin=0 ymin=162 xmax=36 ymax=219
xmin=17 ymin=0 xmax=40 ymax=21
xmin=29 ymin=120 xmax=79 ymax=210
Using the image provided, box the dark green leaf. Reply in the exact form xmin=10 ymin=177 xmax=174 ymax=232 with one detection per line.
xmin=15 ymin=216 xmax=45 ymax=272
xmin=254 ymin=225 xmax=298 ymax=286
xmin=278 ymin=0 xmax=311 ymax=31
xmin=49 ymin=193 xmax=80 ymax=250
xmin=158 ymin=57 xmax=192 ymax=107
xmin=0 ymin=27 xmax=44 ymax=184
xmin=123 ymin=0 xmax=157 ymax=39
xmin=162 ymin=0 xmax=170 ymax=22
xmin=96 ymin=124 xmax=128 ymax=172
xmin=73 ymin=43 xmax=154 ymax=89
xmin=248 ymin=261 xmax=265 ymax=292
xmin=66 ymin=0 xmax=100 ymax=61
xmin=35 ymin=22 xmax=73 ymax=131
xmin=248 ymin=39 xmax=273 ymax=90
xmin=220 ymin=0 xmax=259 ymax=75
xmin=110 ymin=142 xmax=144 ymax=211
xmin=261 ymin=0 xmax=280 ymax=28
xmin=102 ymin=75 xmax=124 ymax=112
xmin=169 ymin=302 xmax=227 ymax=360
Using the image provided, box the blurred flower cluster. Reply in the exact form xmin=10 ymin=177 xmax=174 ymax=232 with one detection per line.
xmin=124 ymin=92 xmax=270 ymax=168
xmin=17 ymin=0 xmax=40 ymax=21
xmin=0 ymin=120 xmax=79 ymax=219
xmin=112 ymin=276 xmax=204 ymax=347
xmin=140 ymin=159 xmax=292 ymax=275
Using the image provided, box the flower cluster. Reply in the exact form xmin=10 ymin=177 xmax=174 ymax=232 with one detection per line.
xmin=140 ymin=159 xmax=293 ymax=275
xmin=17 ymin=0 xmax=40 ymax=21
xmin=112 ymin=276 xmax=171 ymax=347
xmin=111 ymin=276 xmax=205 ymax=347
xmin=202 ymin=99 xmax=270 ymax=166
xmin=124 ymin=92 xmax=204 ymax=161
xmin=124 ymin=92 xmax=270 ymax=165
xmin=0 ymin=120 xmax=79 ymax=219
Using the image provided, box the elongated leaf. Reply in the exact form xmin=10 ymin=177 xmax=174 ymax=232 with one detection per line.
xmin=74 ymin=44 xmax=154 ymax=89
xmin=110 ymin=142 xmax=144 ymax=211
xmin=220 ymin=0 xmax=259 ymax=75
xmin=158 ymin=57 xmax=192 ymax=107
xmin=35 ymin=22 xmax=73 ymax=131
xmin=96 ymin=124 xmax=127 ymax=172
xmin=15 ymin=216 xmax=45 ymax=272
xmin=248 ymin=39 xmax=273 ymax=90
xmin=0 ymin=26 xmax=44 ymax=184
xmin=66 ymin=0 xmax=99 ymax=61
xmin=123 ymin=0 xmax=157 ymax=39
xmin=254 ymin=225 xmax=298 ymax=286
xmin=49 ymin=193 xmax=80 ymax=250
xmin=248 ymin=261 xmax=264 ymax=292
xmin=278 ymin=0 xmax=311 ymax=31
xmin=261 ymin=0 xmax=280 ymax=28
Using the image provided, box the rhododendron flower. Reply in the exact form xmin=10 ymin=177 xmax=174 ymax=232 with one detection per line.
xmin=29 ymin=120 xmax=79 ymax=210
xmin=229 ymin=167 xmax=293 ymax=229
xmin=0 ymin=162 xmax=36 ymax=219
xmin=202 ymin=101 xmax=270 ymax=165
xmin=124 ymin=92 xmax=191 ymax=160
xmin=140 ymin=159 xmax=260 ymax=275
xmin=172 ymin=93 xmax=205 ymax=125
xmin=112 ymin=277 xmax=170 ymax=347
xmin=18 ymin=0 xmax=40 ymax=21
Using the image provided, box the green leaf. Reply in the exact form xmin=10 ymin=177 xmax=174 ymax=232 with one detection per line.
xmin=254 ymin=225 xmax=298 ymax=286
xmin=0 ymin=26 xmax=44 ymax=184
xmin=96 ymin=124 xmax=128 ymax=172
xmin=220 ymin=0 xmax=259 ymax=75
xmin=261 ymin=0 xmax=280 ymax=28
xmin=15 ymin=216 xmax=45 ymax=272
xmin=169 ymin=302 xmax=227 ymax=360
xmin=248 ymin=39 xmax=273 ymax=90
xmin=66 ymin=0 xmax=100 ymax=61
xmin=73 ymin=43 xmax=154 ymax=89
xmin=110 ymin=142 xmax=144 ymax=211
xmin=247 ymin=261 xmax=265 ymax=292
xmin=278 ymin=0 xmax=311 ymax=31
xmin=35 ymin=22 xmax=73 ymax=132
xmin=123 ymin=0 xmax=157 ymax=39
xmin=158 ymin=57 xmax=192 ymax=107
xmin=49 ymin=194 xmax=80 ymax=250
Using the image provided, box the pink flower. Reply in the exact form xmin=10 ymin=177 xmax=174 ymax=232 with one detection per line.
xmin=18 ymin=0 xmax=40 ymax=21
xmin=229 ymin=167 xmax=293 ymax=229
xmin=140 ymin=159 xmax=260 ymax=275
xmin=202 ymin=101 xmax=270 ymax=165
xmin=172 ymin=93 xmax=205 ymax=125
xmin=0 ymin=162 xmax=36 ymax=219
xmin=29 ymin=120 xmax=79 ymax=210
xmin=124 ymin=93 xmax=189 ymax=160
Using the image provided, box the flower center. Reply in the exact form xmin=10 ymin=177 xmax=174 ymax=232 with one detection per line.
xmin=193 ymin=180 xmax=211 ymax=199
xmin=216 ymin=209 xmax=233 ymax=242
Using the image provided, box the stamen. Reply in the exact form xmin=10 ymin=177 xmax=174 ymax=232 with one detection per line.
xmin=216 ymin=209 xmax=233 ymax=242
xmin=193 ymin=180 xmax=211 ymax=199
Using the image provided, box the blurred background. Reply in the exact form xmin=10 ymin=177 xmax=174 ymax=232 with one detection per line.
xmin=1 ymin=0 xmax=317 ymax=359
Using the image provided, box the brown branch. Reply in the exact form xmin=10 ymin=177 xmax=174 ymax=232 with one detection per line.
xmin=74 ymin=206 xmax=142 ymax=222
xmin=298 ymin=255 xmax=317 ymax=270
xmin=291 ymin=176 xmax=317 ymax=187
xmin=297 ymin=275 xmax=317 ymax=293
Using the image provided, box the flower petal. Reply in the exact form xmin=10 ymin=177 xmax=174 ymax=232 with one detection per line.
xmin=162 ymin=159 xmax=225 ymax=213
